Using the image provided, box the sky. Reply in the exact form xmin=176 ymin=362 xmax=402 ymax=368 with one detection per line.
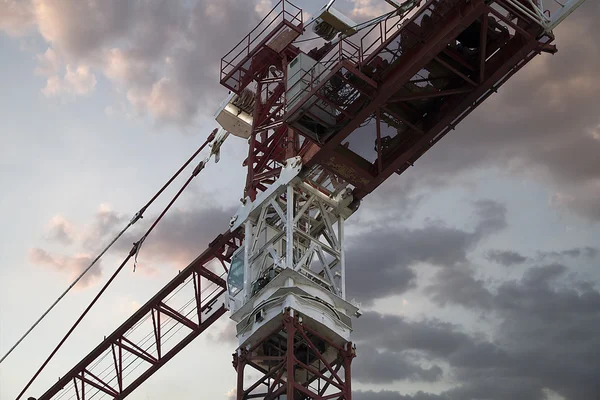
xmin=0 ymin=0 xmax=599 ymax=399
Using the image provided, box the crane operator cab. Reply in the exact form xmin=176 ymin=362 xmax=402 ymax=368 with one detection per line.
xmin=226 ymin=248 xmax=244 ymax=299
xmin=226 ymin=244 xmax=284 ymax=309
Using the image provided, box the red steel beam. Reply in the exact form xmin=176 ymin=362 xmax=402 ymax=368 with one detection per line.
xmin=32 ymin=229 xmax=242 ymax=400
xmin=234 ymin=311 xmax=355 ymax=400
xmin=299 ymin=0 xmax=549 ymax=199
xmin=305 ymin=0 xmax=489 ymax=163
xmin=356 ymin=33 xmax=543 ymax=197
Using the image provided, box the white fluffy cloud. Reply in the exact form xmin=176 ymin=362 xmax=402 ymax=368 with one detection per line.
xmin=0 ymin=0 xmax=35 ymax=36
xmin=350 ymin=0 xmax=395 ymax=18
xmin=1 ymin=0 xmax=267 ymax=123
xmin=41 ymin=64 xmax=97 ymax=97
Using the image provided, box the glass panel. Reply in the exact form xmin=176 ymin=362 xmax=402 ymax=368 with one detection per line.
xmin=227 ymin=247 xmax=244 ymax=297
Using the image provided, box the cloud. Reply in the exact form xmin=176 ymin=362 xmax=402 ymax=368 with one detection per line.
xmin=346 ymin=200 xmax=507 ymax=304
xmin=33 ymin=0 xmax=133 ymax=58
xmin=35 ymin=47 xmax=61 ymax=76
xmin=30 ymin=200 xmax=235 ymax=286
xmin=350 ymin=0 xmax=395 ymax=19
xmin=354 ymin=345 xmax=443 ymax=384
xmin=41 ymin=64 xmax=97 ymax=97
xmin=126 ymin=77 xmax=195 ymax=124
xmin=354 ymin=391 xmax=447 ymax=400
xmin=206 ymin=319 xmax=237 ymax=345
xmin=421 ymin=262 xmax=600 ymax=400
xmin=225 ymin=388 xmax=236 ymax=400
xmin=114 ymin=205 xmax=236 ymax=269
xmin=537 ymin=246 xmax=598 ymax=261
xmin=0 ymin=0 xmax=35 ymax=36
xmin=29 ymin=247 xmax=102 ymax=288
xmin=425 ymin=267 xmax=494 ymax=310
xmin=354 ymin=263 xmax=600 ymax=400
xmin=2 ymin=0 xmax=273 ymax=123
xmin=353 ymin=312 xmax=486 ymax=363
xmin=345 ymin=183 xmax=599 ymax=400
xmin=29 ymin=247 xmax=56 ymax=265
xmin=81 ymin=203 xmax=128 ymax=250
xmin=45 ymin=215 xmax=76 ymax=245
xmin=485 ymin=250 xmax=528 ymax=267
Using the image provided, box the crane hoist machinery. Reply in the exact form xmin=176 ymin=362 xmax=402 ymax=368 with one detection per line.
xmin=22 ymin=0 xmax=586 ymax=399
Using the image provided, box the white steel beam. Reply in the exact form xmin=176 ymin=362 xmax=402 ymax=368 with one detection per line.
xmin=547 ymin=0 xmax=587 ymax=31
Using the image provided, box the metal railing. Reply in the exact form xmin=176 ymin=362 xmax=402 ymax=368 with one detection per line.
xmin=285 ymin=38 xmax=362 ymax=116
xmin=220 ymin=0 xmax=302 ymax=89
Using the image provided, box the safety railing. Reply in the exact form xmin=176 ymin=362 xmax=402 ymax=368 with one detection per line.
xmin=220 ymin=0 xmax=303 ymax=91
xmin=285 ymin=0 xmax=453 ymax=120
xmin=360 ymin=0 xmax=432 ymax=61
xmin=361 ymin=0 xmax=462 ymax=67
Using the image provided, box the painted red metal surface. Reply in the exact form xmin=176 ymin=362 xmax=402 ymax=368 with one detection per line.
xmin=233 ymin=310 xmax=355 ymax=400
xmin=31 ymin=229 xmax=243 ymax=400
xmin=297 ymin=0 xmax=554 ymax=200
xmin=220 ymin=0 xmax=303 ymax=94
xmin=220 ymin=0 xmax=556 ymax=202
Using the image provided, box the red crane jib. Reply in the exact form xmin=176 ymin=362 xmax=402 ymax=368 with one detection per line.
xmin=32 ymin=230 xmax=243 ymax=400
xmin=221 ymin=0 xmax=555 ymax=201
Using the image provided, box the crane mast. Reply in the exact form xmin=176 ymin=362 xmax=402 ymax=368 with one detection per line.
xmin=25 ymin=0 xmax=588 ymax=399
xmin=227 ymin=157 xmax=359 ymax=399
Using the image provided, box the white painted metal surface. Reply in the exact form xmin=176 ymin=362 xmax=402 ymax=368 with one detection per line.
xmin=503 ymin=0 xmax=587 ymax=32
xmin=226 ymin=159 xmax=360 ymax=348
xmin=215 ymin=92 xmax=254 ymax=139
xmin=286 ymin=53 xmax=337 ymax=132
xmin=230 ymin=157 xmax=303 ymax=231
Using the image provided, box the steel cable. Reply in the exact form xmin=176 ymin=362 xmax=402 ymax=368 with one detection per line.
xmin=0 ymin=129 xmax=218 ymax=367
xmin=15 ymin=129 xmax=221 ymax=400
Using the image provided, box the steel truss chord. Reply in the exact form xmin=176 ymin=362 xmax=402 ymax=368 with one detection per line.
xmin=31 ymin=229 xmax=243 ymax=400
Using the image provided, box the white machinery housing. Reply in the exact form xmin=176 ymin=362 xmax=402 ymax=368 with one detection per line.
xmin=226 ymin=158 xmax=359 ymax=370
xmin=312 ymin=4 xmax=358 ymax=40
xmin=286 ymin=53 xmax=338 ymax=143
xmin=215 ymin=89 xmax=255 ymax=139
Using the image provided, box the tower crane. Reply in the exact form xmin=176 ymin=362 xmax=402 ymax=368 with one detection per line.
xmin=11 ymin=0 xmax=587 ymax=399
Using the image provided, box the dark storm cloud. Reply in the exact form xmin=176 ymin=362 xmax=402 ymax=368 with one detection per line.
xmin=472 ymin=200 xmax=507 ymax=237
xmin=345 ymin=200 xmax=506 ymax=304
xmin=537 ymin=246 xmax=599 ymax=261
xmin=367 ymin=261 xmax=600 ymax=400
xmin=443 ymin=378 xmax=546 ymax=400
xmin=354 ymin=391 xmax=447 ymax=400
xmin=425 ymin=267 xmax=494 ymax=309
xmin=353 ymin=312 xmax=511 ymax=372
xmin=485 ymin=250 xmax=528 ymax=266
xmin=354 ymin=345 xmax=443 ymax=384
xmin=353 ymin=312 xmax=475 ymax=358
